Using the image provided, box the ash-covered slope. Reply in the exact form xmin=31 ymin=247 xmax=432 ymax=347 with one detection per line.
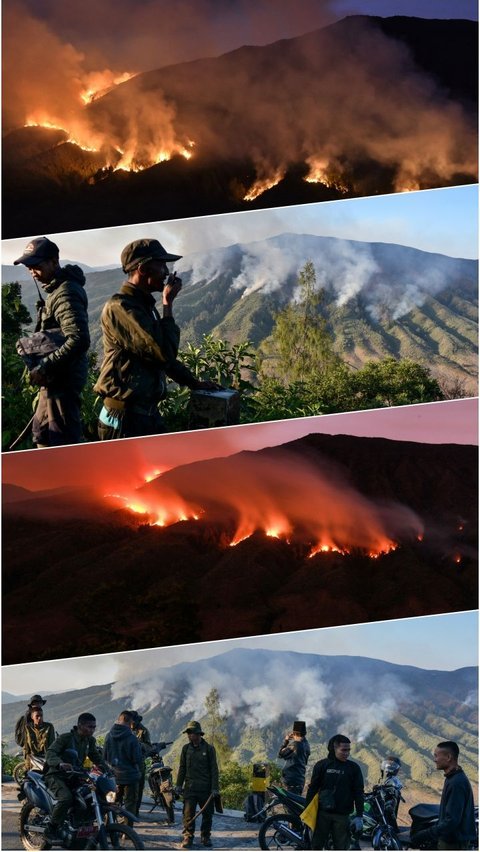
xmin=3 ymin=16 xmax=477 ymax=237
xmin=2 ymin=434 xmax=476 ymax=665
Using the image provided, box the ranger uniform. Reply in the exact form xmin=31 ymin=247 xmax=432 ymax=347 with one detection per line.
xmin=176 ymin=720 xmax=219 ymax=849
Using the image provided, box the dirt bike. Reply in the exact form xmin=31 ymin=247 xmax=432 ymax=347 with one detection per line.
xmin=14 ymin=755 xmax=46 ymax=785
xmin=145 ymin=741 xmax=176 ymax=823
xmin=18 ymin=761 xmax=145 ymax=849
xmin=257 ymin=784 xmax=311 ymax=850
xmin=360 ymin=779 xmax=404 ymax=850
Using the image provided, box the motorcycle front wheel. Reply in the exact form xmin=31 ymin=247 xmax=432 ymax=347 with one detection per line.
xmin=100 ymin=823 xmax=145 ymax=849
xmin=259 ymin=813 xmax=306 ymax=850
xmin=372 ymin=827 xmax=402 ymax=850
xmin=18 ymin=801 xmax=51 ymax=850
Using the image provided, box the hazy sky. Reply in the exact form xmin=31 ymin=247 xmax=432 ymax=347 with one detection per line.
xmin=2 ymin=186 xmax=478 ymax=267
xmin=5 ymin=1 xmax=477 ymax=82
xmin=2 ymin=399 xmax=477 ymax=491
xmin=2 ymin=611 xmax=477 ymax=696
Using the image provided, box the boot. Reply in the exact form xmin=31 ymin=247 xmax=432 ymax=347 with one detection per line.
xmin=201 ymin=836 xmax=213 ymax=848
xmin=181 ymin=837 xmax=193 ymax=849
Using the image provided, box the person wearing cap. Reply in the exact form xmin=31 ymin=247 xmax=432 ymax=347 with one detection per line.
xmin=94 ymin=238 xmax=217 ymax=440
xmin=278 ymin=720 xmax=311 ymax=794
xmin=175 ymin=720 xmax=219 ymax=848
xmin=129 ymin=711 xmax=153 ymax=815
xmin=103 ymin=710 xmax=143 ymax=826
xmin=13 ymin=236 xmax=90 ymax=447
xmin=14 ymin=696 xmax=56 ymax=771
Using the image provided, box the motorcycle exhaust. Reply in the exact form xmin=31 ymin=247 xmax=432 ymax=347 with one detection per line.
xmin=273 ymin=821 xmax=303 ymax=844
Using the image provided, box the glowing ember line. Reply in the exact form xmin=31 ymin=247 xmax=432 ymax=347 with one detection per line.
xmin=244 ymin=170 xmax=284 ymax=201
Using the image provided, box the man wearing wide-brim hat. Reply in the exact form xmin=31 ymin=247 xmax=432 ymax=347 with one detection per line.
xmin=94 ymin=238 xmax=217 ymax=440
xmin=175 ymin=720 xmax=219 ymax=848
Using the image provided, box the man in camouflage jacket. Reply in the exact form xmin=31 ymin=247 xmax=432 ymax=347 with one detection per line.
xmin=94 ymin=238 xmax=216 ymax=440
xmin=15 ymin=698 xmax=56 ymax=769
xmin=14 ymin=236 xmax=90 ymax=446
xmin=44 ymin=713 xmax=106 ymax=841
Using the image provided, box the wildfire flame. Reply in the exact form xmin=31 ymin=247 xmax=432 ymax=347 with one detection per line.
xmin=244 ymin=169 xmax=284 ymax=201
xmin=305 ymin=157 xmax=350 ymax=193
xmin=103 ymin=450 xmax=423 ymax=560
xmin=80 ymin=71 xmax=136 ymax=105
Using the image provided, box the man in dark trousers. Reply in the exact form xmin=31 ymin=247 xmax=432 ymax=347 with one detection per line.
xmin=44 ymin=712 xmax=106 ymax=842
xmin=411 ymin=741 xmax=476 ymax=850
xmin=175 ymin=720 xmax=219 ymax=849
xmin=278 ymin=720 xmax=310 ymax=794
xmin=103 ymin=710 xmax=143 ymax=825
xmin=13 ymin=236 xmax=90 ymax=446
xmin=129 ymin=710 xmax=153 ymax=816
xmin=305 ymin=734 xmax=364 ymax=850
xmin=94 ymin=238 xmax=216 ymax=440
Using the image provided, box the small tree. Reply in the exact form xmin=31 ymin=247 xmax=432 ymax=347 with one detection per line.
xmin=203 ymin=688 xmax=232 ymax=769
xmin=260 ymin=260 xmax=339 ymax=384
xmin=2 ymin=282 xmax=37 ymax=451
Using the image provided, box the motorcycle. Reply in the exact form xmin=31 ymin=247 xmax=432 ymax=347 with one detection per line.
xmin=362 ymin=778 xmax=404 ymax=850
xmin=145 ymin=741 xmax=176 ymax=823
xmin=18 ymin=760 xmax=145 ymax=850
xmin=394 ymin=802 xmax=479 ymax=850
xmin=14 ymin=755 xmax=46 ymax=785
xmin=257 ymin=784 xmax=311 ymax=850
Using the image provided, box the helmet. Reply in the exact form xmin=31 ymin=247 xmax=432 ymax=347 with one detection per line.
xmin=381 ymin=757 xmax=401 ymax=778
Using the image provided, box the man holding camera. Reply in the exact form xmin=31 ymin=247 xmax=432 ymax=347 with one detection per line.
xmin=278 ymin=720 xmax=310 ymax=794
xmin=95 ymin=238 xmax=215 ymax=440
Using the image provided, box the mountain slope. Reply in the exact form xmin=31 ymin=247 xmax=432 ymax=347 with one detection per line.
xmin=3 ymin=16 xmax=477 ymax=238
xmin=2 ymin=434 xmax=477 ymax=664
xmin=1 ymin=650 xmax=477 ymax=800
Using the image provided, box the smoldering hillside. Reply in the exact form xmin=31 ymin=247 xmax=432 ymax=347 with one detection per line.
xmin=4 ymin=233 xmax=477 ymax=394
xmin=2 ymin=649 xmax=477 ymax=800
xmin=3 ymin=15 xmax=477 ymax=237
xmin=2 ymin=434 xmax=477 ymax=665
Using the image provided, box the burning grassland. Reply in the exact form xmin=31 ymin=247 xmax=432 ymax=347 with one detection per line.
xmin=3 ymin=12 xmax=477 ymax=215
xmin=103 ymin=450 xmax=423 ymax=559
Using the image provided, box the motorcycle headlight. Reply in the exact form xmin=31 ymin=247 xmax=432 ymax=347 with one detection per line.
xmin=106 ymin=791 xmax=117 ymax=803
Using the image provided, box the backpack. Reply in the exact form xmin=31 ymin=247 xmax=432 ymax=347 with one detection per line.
xmin=243 ymin=792 xmax=266 ymax=822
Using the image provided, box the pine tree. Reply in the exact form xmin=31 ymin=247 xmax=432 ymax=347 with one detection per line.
xmin=203 ymin=688 xmax=232 ymax=768
xmin=260 ymin=260 xmax=339 ymax=384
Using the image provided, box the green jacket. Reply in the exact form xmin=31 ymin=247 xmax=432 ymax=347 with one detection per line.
xmin=38 ymin=264 xmax=90 ymax=392
xmin=94 ymin=283 xmax=195 ymax=408
xmin=176 ymin=739 xmax=219 ymax=794
xmin=45 ymin=727 xmax=106 ymax=776
xmin=15 ymin=718 xmax=56 ymax=761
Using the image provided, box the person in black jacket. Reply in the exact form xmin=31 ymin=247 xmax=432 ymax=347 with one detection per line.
xmin=103 ymin=710 xmax=143 ymax=826
xmin=305 ymin=734 xmax=364 ymax=850
xmin=411 ymin=741 xmax=476 ymax=850
xmin=278 ymin=720 xmax=310 ymax=794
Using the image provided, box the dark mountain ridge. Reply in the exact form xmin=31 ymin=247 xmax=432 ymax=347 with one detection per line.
xmin=2 ymin=433 xmax=476 ymax=665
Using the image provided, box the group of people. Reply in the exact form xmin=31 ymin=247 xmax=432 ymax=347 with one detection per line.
xmin=15 ymin=696 xmax=218 ymax=848
xmin=12 ymin=234 xmax=216 ymax=447
xmin=277 ymin=721 xmax=476 ymax=851
xmin=14 ymin=698 xmax=476 ymax=850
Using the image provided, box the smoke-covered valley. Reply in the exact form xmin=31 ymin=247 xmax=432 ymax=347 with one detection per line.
xmin=2 ymin=649 xmax=477 ymax=799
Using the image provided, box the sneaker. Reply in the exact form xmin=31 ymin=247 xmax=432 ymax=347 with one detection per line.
xmin=201 ymin=837 xmax=213 ymax=848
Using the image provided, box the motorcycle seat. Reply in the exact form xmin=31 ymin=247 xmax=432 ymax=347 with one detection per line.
xmin=284 ymin=792 xmax=306 ymax=805
xmin=410 ymin=804 xmax=440 ymax=819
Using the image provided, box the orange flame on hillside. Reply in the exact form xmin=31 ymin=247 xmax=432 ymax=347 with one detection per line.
xmin=103 ymin=450 xmax=423 ymax=560
xmin=244 ymin=169 xmax=284 ymax=201
xmin=305 ymin=157 xmax=350 ymax=193
xmin=80 ymin=71 xmax=136 ymax=105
